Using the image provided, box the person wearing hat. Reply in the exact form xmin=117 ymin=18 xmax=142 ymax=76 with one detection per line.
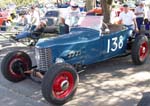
xmin=60 ymin=1 xmax=81 ymax=27
xmin=119 ymin=4 xmax=138 ymax=32
xmin=11 ymin=20 xmax=47 ymax=41
xmin=135 ymin=2 xmax=145 ymax=30
xmin=29 ymin=6 xmax=40 ymax=31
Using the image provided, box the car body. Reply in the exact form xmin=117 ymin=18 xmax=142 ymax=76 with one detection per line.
xmin=15 ymin=7 xmax=28 ymax=15
xmin=1 ymin=16 xmax=149 ymax=105
xmin=43 ymin=10 xmax=59 ymax=33
xmin=35 ymin=16 xmax=129 ymax=70
xmin=0 ymin=11 xmax=8 ymax=27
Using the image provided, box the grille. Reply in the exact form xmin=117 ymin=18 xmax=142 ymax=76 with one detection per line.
xmin=35 ymin=48 xmax=52 ymax=72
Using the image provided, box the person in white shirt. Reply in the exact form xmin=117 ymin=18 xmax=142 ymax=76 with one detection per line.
xmin=135 ymin=2 xmax=145 ymax=30
xmin=59 ymin=1 xmax=80 ymax=34
xmin=17 ymin=14 xmax=28 ymax=26
xmin=144 ymin=6 xmax=150 ymax=30
xmin=60 ymin=1 xmax=80 ymax=27
xmin=119 ymin=4 xmax=138 ymax=32
xmin=30 ymin=6 xmax=40 ymax=26
xmin=110 ymin=6 xmax=117 ymax=24
xmin=146 ymin=6 xmax=150 ymax=22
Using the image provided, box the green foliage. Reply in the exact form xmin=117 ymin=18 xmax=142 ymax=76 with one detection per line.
xmin=13 ymin=0 xmax=35 ymax=6
xmin=0 ymin=0 xmax=11 ymax=8
xmin=0 ymin=0 xmax=35 ymax=7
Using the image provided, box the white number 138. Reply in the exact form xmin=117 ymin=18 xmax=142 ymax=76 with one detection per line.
xmin=107 ymin=35 xmax=124 ymax=53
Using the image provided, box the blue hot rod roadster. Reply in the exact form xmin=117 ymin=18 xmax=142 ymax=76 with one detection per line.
xmin=1 ymin=16 xmax=149 ymax=105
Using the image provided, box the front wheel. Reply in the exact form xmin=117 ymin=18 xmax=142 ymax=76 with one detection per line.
xmin=131 ymin=35 xmax=149 ymax=65
xmin=1 ymin=51 xmax=32 ymax=82
xmin=41 ymin=63 xmax=79 ymax=105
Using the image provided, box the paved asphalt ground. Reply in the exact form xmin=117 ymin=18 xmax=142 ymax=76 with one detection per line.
xmin=0 ymin=34 xmax=150 ymax=106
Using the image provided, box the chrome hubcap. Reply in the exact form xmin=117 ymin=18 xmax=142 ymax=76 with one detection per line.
xmin=142 ymin=47 xmax=146 ymax=54
xmin=61 ymin=80 xmax=69 ymax=91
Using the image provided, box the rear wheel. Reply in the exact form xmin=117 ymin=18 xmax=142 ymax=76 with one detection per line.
xmin=42 ymin=63 xmax=79 ymax=105
xmin=131 ymin=35 xmax=149 ymax=65
xmin=1 ymin=51 xmax=32 ymax=82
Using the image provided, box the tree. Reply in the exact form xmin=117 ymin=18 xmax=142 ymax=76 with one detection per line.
xmin=101 ymin=0 xmax=113 ymax=23
xmin=0 ymin=0 xmax=35 ymax=7
xmin=85 ymin=0 xmax=113 ymax=23
xmin=13 ymin=0 xmax=34 ymax=6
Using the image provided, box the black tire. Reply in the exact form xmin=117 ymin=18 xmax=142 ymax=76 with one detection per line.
xmin=137 ymin=92 xmax=150 ymax=106
xmin=42 ymin=63 xmax=79 ymax=105
xmin=1 ymin=51 xmax=32 ymax=82
xmin=131 ymin=35 xmax=149 ymax=65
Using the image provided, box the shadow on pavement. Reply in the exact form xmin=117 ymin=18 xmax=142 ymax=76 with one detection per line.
xmin=0 ymin=43 xmax=150 ymax=106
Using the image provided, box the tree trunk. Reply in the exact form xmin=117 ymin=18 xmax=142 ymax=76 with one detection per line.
xmin=101 ymin=0 xmax=113 ymax=23
xmin=85 ymin=0 xmax=113 ymax=23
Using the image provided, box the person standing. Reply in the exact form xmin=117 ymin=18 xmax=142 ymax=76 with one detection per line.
xmin=135 ymin=2 xmax=145 ymax=30
xmin=60 ymin=1 xmax=80 ymax=27
xmin=144 ymin=5 xmax=150 ymax=31
xmin=59 ymin=1 xmax=80 ymax=34
xmin=119 ymin=4 xmax=138 ymax=32
xmin=146 ymin=6 xmax=150 ymax=22
xmin=25 ymin=11 xmax=31 ymax=25
xmin=17 ymin=14 xmax=28 ymax=26
xmin=29 ymin=6 xmax=40 ymax=31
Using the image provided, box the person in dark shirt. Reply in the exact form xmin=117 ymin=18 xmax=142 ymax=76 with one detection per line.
xmin=11 ymin=20 xmax=46 ymax=41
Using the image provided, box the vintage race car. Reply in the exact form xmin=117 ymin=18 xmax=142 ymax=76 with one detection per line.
xmin=1 ymin=16 xmax=149 ymax=105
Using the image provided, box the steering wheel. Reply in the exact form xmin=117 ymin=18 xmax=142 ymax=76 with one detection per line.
xmin=102 ymin=22 xmax=110 ymax=34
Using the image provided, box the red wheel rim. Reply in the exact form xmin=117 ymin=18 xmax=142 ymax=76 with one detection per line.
xmin=8 ymin=55 xmax=30 ymax=78
xmin=139 ymin=41 xmax=148 ymax=61
xmin=52 ymin=71 xmax=74 ymax=99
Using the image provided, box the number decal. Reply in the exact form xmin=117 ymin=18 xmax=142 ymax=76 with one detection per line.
xmin=118 ymin=36 xmax=124 ymax=49
xmin=111 ymin=37 xmax=118 ymax=52
xmin=107 ymin=35 xmax=124 ymax=53
xmin=107 ymin=39 xmax=110 ymax=53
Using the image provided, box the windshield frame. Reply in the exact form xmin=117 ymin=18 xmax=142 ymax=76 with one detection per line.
xmin=78 ymin=16 xmax=103 ymax=31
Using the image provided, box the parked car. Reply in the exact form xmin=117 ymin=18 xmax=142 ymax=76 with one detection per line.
xmin=16 ymin=7 xmax=28 ymax=15
xmin=1 ymin=16 xmax=149 ymax=105
xmin=86 ymin=7 xmax=102 ymax=15
xmin=43 ymin=10 xmax=60 ymax=33
xmin=0 ymin=11 xmax=8 ymax=30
